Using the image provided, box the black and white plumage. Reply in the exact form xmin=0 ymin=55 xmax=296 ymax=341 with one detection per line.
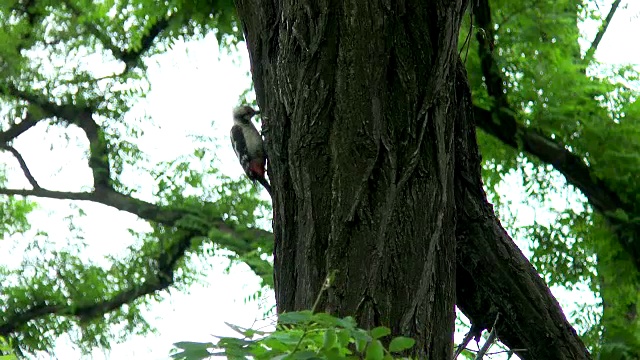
xmin=230 ymin=105 xmax=272 ymax=196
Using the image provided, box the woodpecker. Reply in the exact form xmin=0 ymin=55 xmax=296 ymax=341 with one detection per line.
xmin=230 ymin=105 xmax=272 ymax=196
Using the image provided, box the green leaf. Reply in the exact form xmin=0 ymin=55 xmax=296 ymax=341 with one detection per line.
xmin=607 ymin=208 xmax=629 ymax=222
xmin=321 ymin=347 xmax=343 ymax=360
xmin=279 ymin=311 xmax=313 ymax=325
xmin=268 ymin=331 xmax=305 ymax=346
xmin=355 ymin=337 xmax=367 ymax=353
xmin=216 ymin=337 xmax=253 ymax=349
xmin=291 ymin=350 xmax=319 ymax=359
xmin=336 ymin=329 xmax=351 ymax=347
xmin=389 ymin=337 xmax=415 ymax=353
xmin=171 ymin=341 xmax=213 ymax=359
xmin=172 ymin=341 xmax=214 ymax=350
xmin=312 ymin=312 xmax=340 ymax=327
xmin=225 ymin=322 xmax=250 ymax=337
xmin=365 ymin=340 xmax=384 ymax=360
xmin=351 ymin=329 xmax=370 ymax=342
xmin=323 ymin=328 xmax=337 ymax=349
xmin=336 ymin=316 xmax=358 ymax=329
xmin=262 ymin=336 xmax=291 ymax=351
xmin=369 ymin=327 xmax=391 ymax=340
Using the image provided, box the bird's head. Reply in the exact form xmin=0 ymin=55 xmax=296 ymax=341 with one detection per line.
xmin=233 ymin=105 xmax=260 ymax=123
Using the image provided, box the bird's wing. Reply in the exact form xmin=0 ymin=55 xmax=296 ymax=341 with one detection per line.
xmin=230 ymin=125 xmax=248 ymax=162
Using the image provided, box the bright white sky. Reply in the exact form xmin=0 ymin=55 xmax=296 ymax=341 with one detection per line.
xmin=1 ymin=1 xmax=639 ymax=359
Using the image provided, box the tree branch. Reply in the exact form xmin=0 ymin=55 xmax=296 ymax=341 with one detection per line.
xmin=64 ymin=0 xmax=171 ymax=70
xmin=0 ymin=184 xmax=273 ymax=336
xmin=0 ymin=111 xmax=44 ymax=144
xmin=473 ymin=106 xmax=623 ymax=213
xmin=0 ymin=145 xmax=40 ymax=189
xmin=456 ymin=183 xmax=591 ymax=359
xmin=5 ymin=84 xmax=112 ymax=190
xmin=0 ymin=273 xmax=169 ymax=336
xmin=453 ymin=324 xmax=481 ymax=360
xmin=0 ymin=185 xmax=266 ymax=238
xmin=0 ymin=187 xmax=95 ymax=201
xmin=474 ymin=314 xmax=499 ymax=360
xmin=120 ymin=18 xmax=170 ymax=67
xmin=0 ymin=185 xmax=273 ymax=261
xmin=74 ymin=111 xmax=111 ymax=190
xmin=584 ymin=0 xmax=622 ymax=63
xmin=472 ymin=0 xmax=640 ymax=271
xmin=473 ymin=0 xmax=515 ymax=138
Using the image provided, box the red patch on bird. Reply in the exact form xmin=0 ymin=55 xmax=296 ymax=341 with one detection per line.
xmin=249 ymin=160 xmax=265 ymax=178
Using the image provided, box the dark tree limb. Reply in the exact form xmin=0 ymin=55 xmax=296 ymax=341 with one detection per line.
xmin=4 ymin=84 xmax=112 ymax=190
xmin=584 ymin=0 xmax=622 ymax=63
xmin=74 ymin=111 xmax=112 ymax=190
xmin=453 ymin=324 xmax=481 ymax=359
xmin=474 ymin=314 xmax=499 ymax=360
xmin=120 ymin=18 xmax=171 ymax=66
xmin=0 ymin=184 xmax=273 ymax=336
xmin=473 ymin=106 xmax=623 ymax=213
xmin=64 ymin=0 xmax=172 ymax=70
xmin=0 ymin=111 xmax=44 ymax=144
xmin=0 ymin=145 xmax=40 ymax=188
xmin=0 ymin=185 xmax=270 ymax=239
xmin=0 ymin=267 xmax=172 ymax=335
xmin=473 ymin=0 xmax=516 ymax=139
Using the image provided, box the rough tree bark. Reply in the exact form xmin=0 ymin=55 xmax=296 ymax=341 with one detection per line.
xmin=235 ymin=0 xmax=591 ymax=358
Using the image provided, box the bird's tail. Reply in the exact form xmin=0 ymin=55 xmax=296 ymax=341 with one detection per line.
xmin=257 ymin=177 xmax=272 ymax=197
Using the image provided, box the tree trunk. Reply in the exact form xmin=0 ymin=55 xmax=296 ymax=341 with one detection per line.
xmin=234 ymin=0 xmax=591 ymax=358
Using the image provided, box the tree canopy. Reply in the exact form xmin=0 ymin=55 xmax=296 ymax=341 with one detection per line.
xmin=463 ymin=0 xmax=640 ymax=356
xmin=0 ymin=0 xmax=639 ymax=358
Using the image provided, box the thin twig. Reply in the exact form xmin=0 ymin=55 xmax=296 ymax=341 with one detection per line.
xmin=58 ymin=70 xmax=127 ymax=86
xmin=584 ymin=0 xmax=622 ymax=63
xmin=453 ymin=324 xmax=480 ymax=359
xmin=0 ymin=145 xmax=40 ymax=189
xmin=459 ymin=6 xmax=474 ymax=63
xmin=487 ymin=348 xmax=528 ymax=356
xmin=474 ymin=313 xmax=500 ymax=360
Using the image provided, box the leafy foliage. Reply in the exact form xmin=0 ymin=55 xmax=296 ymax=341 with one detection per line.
xmin=0 ymin=336 xmax=17 ymax=360
xmin=0 ymin=0 xmax=269 ymax=355
xmin=170 ymin=311 xmax=416 ymax=360
xmin=460 ymin=0 xmax=640 ymax=355
xmin=0 ymin=193 xmax=35 ymax=241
